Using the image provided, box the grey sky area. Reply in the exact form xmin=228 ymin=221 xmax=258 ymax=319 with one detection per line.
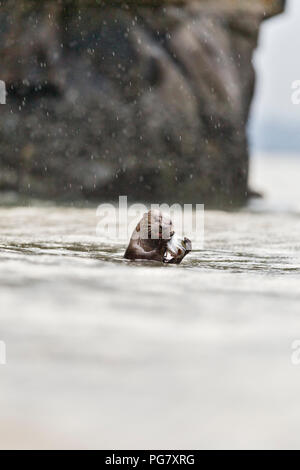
xmin=249 ymin=0 xmax=300 ymax=152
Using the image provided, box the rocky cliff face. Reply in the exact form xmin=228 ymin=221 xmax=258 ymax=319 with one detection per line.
xmin=0 ymin=0 xmax=285 ymax=205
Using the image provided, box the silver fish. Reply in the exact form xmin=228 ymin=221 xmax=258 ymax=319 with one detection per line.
xmin=163 ymin=234 xmax=192 ymax=264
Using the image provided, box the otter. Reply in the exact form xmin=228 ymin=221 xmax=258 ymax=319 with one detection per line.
xmin=124 ymin=210 xmax=174 ymax=262
xmin=124 ymin=210 xmax=192 ymax=263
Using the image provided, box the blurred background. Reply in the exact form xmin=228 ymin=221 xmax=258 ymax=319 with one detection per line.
xmin=1 ymin=0 xmax=300 ymax=450
xmin=250 ymin=0 xmax=300 ymax=153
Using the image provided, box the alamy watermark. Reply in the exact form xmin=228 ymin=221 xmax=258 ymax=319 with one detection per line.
xmin=291 ymin=339 xmax=300 ymax=366
xmin=0 ymin=80 xmax=6 ymax=104
xmin=0 ymin=341 xmax=6 ymax=365
xmin=96 ymin=196 xmax=204 ymax=246
xmin=291 ymin=80 xmax=300 ymax=104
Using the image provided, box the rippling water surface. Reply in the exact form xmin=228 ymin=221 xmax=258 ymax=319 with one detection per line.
xmin=1 ymin=154 xmax=300 ymax=449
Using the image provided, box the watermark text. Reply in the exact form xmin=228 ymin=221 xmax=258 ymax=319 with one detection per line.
xmin=0 ymin=80 xmax=6 ymax=104
xmin=0 ymin=341 xmax=6 ymax=365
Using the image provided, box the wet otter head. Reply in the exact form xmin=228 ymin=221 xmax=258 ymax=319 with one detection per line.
xmin=124 ymin=210 xmax=174 ymax=262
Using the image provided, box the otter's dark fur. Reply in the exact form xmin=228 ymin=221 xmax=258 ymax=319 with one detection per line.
xmin=124 ymin=210 xmax=174 ymax=261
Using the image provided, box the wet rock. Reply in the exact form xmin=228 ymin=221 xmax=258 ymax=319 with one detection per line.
xmin=0 ymin=0 xmax=285 ymax=206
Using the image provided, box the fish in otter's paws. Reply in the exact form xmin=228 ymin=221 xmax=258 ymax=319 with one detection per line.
xmin=124 ymin=209 xmax=192 ymax=264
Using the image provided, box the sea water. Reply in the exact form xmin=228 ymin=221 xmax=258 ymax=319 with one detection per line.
xmin=0 ymin=153 xmax=300 ymax=449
